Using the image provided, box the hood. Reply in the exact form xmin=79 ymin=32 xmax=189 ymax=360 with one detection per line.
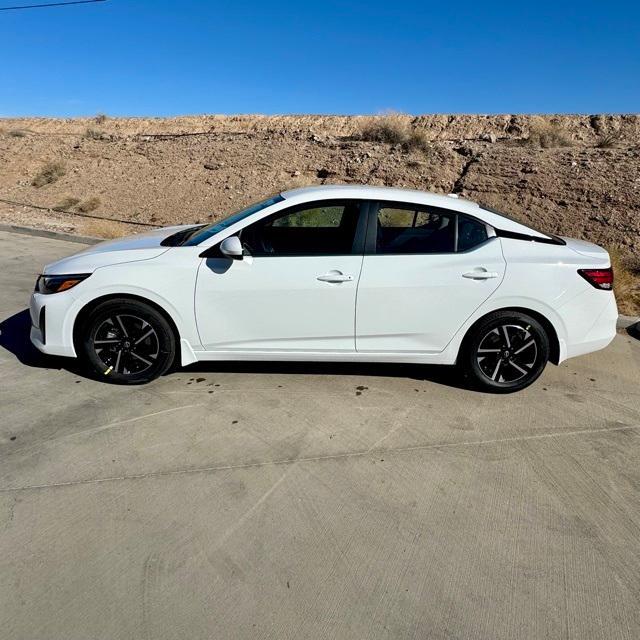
xmin=43 ymin=224 xmax=192 ymax=275
xmin=561 ymin=237 xmax=610 ymax=262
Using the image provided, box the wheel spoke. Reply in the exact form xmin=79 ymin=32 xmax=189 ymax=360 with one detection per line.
xmin=509 ymin=360 xmax=528 ymax=375
xmin=116 ymin=315 xmax=129 ymax=337
xmin=94 ymin=339 xmax=120 ymax=344
xmin=514 ymin=339 xmax=535 ymax=355
xmin=501 ymin=325 xmax=511 ymax=347
xmin=491 ymin=359 xmax=502 ymax=381
xmin=130 ymin=351 xmax=153 ymax=366
xmin=114 ymin=349 xmax=122 ymax=373
xmin=478 ymin=348 xmax=500 ymax=353
xmin=134 ymin=328 xmax=154 ymax=345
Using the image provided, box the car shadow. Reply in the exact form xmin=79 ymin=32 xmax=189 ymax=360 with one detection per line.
xmin=1 ymin=308 xmax=469 ymax=390
xmin=180 ymin=359 xmax=468 ymax=387
xmin=626 ymin=321 xmax=640 ymax=341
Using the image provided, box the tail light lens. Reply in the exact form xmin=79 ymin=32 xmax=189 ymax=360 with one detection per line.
xmin=578 ymin=267 xmax=614 ymax=290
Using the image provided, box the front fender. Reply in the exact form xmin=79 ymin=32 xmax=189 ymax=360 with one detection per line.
xmin=59 ymin=256 xmax=203 ymax=360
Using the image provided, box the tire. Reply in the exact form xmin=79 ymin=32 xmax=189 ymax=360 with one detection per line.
xmin=460 ymin=311 xmax=550 ymax=393
xmin=77 ymin=298 xmax=176 ymax=384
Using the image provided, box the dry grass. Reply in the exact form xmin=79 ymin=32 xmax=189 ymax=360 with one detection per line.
xmin=610 ymin=249 xmax=640 ymax=316
xmin=359 ymin=113 xmax=431 ymax=151
xmin=82 ymin=218 xmax=127 ymax=239
xmin=77 ymin=196 xmax=101 ymax=213
xmin=595 ymin=132 xmax=622 ymax=149
xmin=32 ymin=161 xmax=66 ymax=188
xmin=524 ymin=122 xmax=572 ymax=148
xmin=52 ymin=196 xmax=80 ymax=211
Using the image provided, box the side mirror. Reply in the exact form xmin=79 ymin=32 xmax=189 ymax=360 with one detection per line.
xmin=219 ymin=236 xmax=243 ymax=260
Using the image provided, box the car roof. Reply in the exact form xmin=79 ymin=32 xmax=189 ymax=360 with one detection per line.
xmin=281 ymin=184 xmax=481 ymax=214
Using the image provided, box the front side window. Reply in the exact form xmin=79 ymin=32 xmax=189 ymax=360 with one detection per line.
xmin=240 ymin=200 xmax=361 ymax=256
xmin=376 ymin=204 xmax=455 ymax=254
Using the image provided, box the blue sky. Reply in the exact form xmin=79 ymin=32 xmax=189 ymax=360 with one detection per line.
xmin=1 ymin=0 xmax=638 ymax=116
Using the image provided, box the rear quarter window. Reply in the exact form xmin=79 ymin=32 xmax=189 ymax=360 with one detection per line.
xmin=457 ymin=216 xmax=489 ymax=251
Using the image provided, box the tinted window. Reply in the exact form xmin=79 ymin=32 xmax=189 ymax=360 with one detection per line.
xmin=376 ymin=204 xmax=455 ymax=254
xmin=241 ymin=201 xmax=361 ymax=256
xmin=457 ymin=215 xmax=488 ymax=251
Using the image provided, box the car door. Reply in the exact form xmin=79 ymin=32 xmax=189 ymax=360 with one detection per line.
xmin=355 ymin=201 xmax=506 ymax=353
xmin=195 ymin=199 xmax=366 ymax=352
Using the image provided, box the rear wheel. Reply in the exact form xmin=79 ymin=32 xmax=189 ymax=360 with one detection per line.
xmin=77 ymin=298 xmax=176 ymax=384
xmin=461 ymin=311 xmax=549 ymax=393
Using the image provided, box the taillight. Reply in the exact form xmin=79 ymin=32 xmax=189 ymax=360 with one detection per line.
xmin=578 ymin=267 xmax=614 ymax=290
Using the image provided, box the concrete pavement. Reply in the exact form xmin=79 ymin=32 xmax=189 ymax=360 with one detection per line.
xmin=1 ymin=229 xmax=639 ymax=640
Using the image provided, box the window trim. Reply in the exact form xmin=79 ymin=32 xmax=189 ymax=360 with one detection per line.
xmin=365 ymin=200 xmax=494 ymax=256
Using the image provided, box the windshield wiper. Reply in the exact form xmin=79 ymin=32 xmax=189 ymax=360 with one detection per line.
xmin=160 ymin=225 xmax=207 ymax=247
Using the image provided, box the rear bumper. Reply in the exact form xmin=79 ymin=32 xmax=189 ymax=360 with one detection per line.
xmin=561 ymin=291 xmax=618 ymax=361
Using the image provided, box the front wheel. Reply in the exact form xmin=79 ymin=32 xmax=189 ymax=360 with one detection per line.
xmin=461 ymin=311 xmax=550 ymax=393
xmin=77 ymin=298 xmax=176 ymax=384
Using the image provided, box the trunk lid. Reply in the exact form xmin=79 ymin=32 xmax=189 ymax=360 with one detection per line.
xmin=561 ymin=237 xmax=610 ymax=263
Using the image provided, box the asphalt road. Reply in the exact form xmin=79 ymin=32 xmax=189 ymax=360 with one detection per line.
xmin=1 ymin=229 xmax=640 ymax=640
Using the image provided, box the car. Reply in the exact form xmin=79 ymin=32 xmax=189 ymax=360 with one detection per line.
xmin=30 ymin=185 xmax=617 ymax=392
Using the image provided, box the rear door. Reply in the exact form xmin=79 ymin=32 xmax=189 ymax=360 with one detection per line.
xmin=195 ymin=199 xmax=366 ymax=352
xmin=355 ymin=202 xmax=506 ymax=353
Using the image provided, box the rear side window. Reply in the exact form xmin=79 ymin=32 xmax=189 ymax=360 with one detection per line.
xmin=457 ymin=215 xmax=488 ymax=251
xmin=376 ymin=204 xmax=455 ymax=254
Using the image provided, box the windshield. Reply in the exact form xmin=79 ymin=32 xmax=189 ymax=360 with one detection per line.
xmin=182 ymin=194 xmax=284 ymax=246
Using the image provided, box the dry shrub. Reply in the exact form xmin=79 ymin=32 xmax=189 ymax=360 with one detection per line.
xmin=524 ymin=122 xmax=572 ymax=148
xmin=359 ymin=112 xmax=431 ymax=151
xmin=83 ymin=218 xmax=127 ymax=239
xmin=77 ymin=196 xmax=101 ymax=213
xmin=405 ymin=127 xmax=431 ymax=151
xmin=360 ymin=113 xmax=408 ymax=144
xmin=84 ymin=127 xmax=104 ymax=140
xmin=32 ymin=161 xmax=66 ymax=187
xmin=8 ymin=129 xmax=27 ymax=138
xmin=609 ymin=249 xmax=640 ymax=316
xmin=94 ymin=113 xmax=108 ymax=124
xmin=53 ymin=196 xmax=80 ymax=211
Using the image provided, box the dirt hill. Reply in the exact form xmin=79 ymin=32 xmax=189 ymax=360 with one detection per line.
xmin=1 ymin=114 xmax=638 ymax=313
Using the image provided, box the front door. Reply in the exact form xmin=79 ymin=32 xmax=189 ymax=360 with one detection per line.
xmin=356 ymin=202 xmax=506 ymax=353
xmin=195 ymin=200 xmax=365 ymax=352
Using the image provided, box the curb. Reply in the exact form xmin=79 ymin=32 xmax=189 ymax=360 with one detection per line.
xmin=0 ymin=223 xmax=100 ymax=245
xmin=617 ymin=314 xmax=639 ymax=331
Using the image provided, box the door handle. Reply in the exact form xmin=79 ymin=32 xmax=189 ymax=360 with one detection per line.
xmin=462 ymin=270 xmax=499 ymax=280
xmin=317 ymin=272 xmax=354 ymax=283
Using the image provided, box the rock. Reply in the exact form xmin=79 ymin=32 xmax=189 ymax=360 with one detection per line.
xmin=481 ymin=133 xmax=497 ymax=143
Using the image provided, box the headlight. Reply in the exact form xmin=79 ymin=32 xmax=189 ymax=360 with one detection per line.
xmin=35 ymin=273 xmax=91 ymax=294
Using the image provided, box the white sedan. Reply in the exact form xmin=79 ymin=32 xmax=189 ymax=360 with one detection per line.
xmin=30 ymin=185 xmax=617 ymax=392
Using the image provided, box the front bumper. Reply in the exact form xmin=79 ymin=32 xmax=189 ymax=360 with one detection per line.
xmin=29 ymin=291 xmax=78 ymax=358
